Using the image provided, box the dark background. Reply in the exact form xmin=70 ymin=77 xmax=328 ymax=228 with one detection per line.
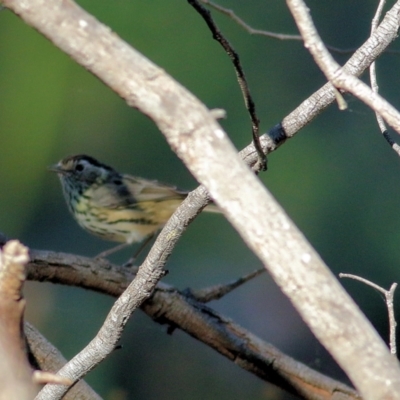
xmin=1 ymin=1 xmax=400 ymax=399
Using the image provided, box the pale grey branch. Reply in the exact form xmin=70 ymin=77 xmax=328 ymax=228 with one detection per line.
xmin=287 ymin=0 xmax=400 ymax=136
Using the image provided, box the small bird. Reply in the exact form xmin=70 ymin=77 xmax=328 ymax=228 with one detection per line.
xmin=49 ymin=154 xmax=219 ymax=257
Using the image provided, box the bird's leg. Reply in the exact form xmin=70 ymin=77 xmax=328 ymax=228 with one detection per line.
xmin=95 ymin=242 xmax=130 ymax=259
xmin=123 ymin=233 xmax=155 ymax=267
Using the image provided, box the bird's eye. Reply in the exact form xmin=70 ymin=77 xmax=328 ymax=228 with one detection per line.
xmin=113 ymin=179 xmax=123 ymax=185
xmin=75 ymin=163 xmax=84 ymax=172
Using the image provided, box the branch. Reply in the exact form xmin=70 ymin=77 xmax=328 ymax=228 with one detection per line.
xmin=0 ymin=241 xmax=38 ymax=399
xmin=239 ymin=1 xmax=400 ymax=167
xmin=35 ymin=188 xmax=213 ymax=399
xmin=25 ymin=322 xmax=102 ymax=400
xmin=27 ymin=250 xmax=360 ymax=400
xmin=35 ymin=205 xmax=187 ymax=398
xmin=188 ymin=268 xmax=265 ymax=302
xmin=201 ymin=0 xmax=303 ymax=41
xmin=287 ymin=0 xmax=400 ymax=136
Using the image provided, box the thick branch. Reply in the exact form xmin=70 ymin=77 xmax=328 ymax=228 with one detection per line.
xmin=27 ymin=250 xmax=360 ymax=400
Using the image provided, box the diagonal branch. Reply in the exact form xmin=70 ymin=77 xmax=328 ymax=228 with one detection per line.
xmin=240 ymin=1 xmax=400 ymax=167
xmin=25 ymin=322 xmax=102 ymax=400
xmin=35 ymin=190 xmax=204 ymax=399
xmin=287 ymin=0 xmax=400 ymax=135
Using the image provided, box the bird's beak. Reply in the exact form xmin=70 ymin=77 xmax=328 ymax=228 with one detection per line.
xmin=48 ymin=163 xmax=65 ymax=175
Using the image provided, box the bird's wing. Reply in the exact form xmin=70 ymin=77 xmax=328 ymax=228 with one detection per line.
xmin=89 ymin=175 xmax=187 ymax=209
xmin=127 ymin=177 xmax=221 ymax=213
xmin=123 ymin=176 xmax=188 ymax=202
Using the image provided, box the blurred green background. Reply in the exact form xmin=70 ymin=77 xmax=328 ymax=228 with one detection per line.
xmin=1 ymin=0 xmax=400 ymax=399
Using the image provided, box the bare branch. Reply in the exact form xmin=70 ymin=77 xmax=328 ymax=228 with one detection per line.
xmin=35 ymin=230 xmax=171 ymax=398
xmin=370 ymin=0 xmax=389 ymax=133
xmin=287 ymin=0 xmax=400 ymax=136
xmin=25 ymin=322 xmax=103 ymax=400
xmin=35 ymin=187 xmax=215 ymax=399
xmin=200 ymin=0 xmax=364 ymax=55
xmin=239 ymin=1 xmax=400 ymax=168
xmin=27 ymin=250 xmax=360 ymax=400
xmin=0 ymin=241 xmax=38 ymax=399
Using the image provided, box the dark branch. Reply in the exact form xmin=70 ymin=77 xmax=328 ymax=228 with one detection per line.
xmin=27 ymin=250 xmax=360 ymax=400
xmin=188 ymin=0 xmax=266 ymax=172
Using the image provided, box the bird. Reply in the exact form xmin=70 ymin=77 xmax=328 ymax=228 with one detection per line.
xmin=49 ymin=154 xmax=220 ymax=258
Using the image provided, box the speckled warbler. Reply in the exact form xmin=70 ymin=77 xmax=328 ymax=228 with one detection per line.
xmin=49 ymin=155 xmax=220 ymax=256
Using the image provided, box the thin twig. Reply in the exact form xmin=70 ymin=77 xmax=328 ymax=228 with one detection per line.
xmin=370 ymin=1 xmax=388 ymax=133
xmin=199 ymin=0 xmax=361 ymax=55
xmin=201 ymin=0 xmax=400 ymax=56
xmin=32 ymin=372 xmax=72 ymax=386
xmin=200 ymin=0 xmax=303 ymax=41
xmin=188 ymin=268 xmax=265 ymax=302
xmin=188 ymin=0 xmax=266 ymax=171
xmin=340 ymin=273 xmax=397 ymax=356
